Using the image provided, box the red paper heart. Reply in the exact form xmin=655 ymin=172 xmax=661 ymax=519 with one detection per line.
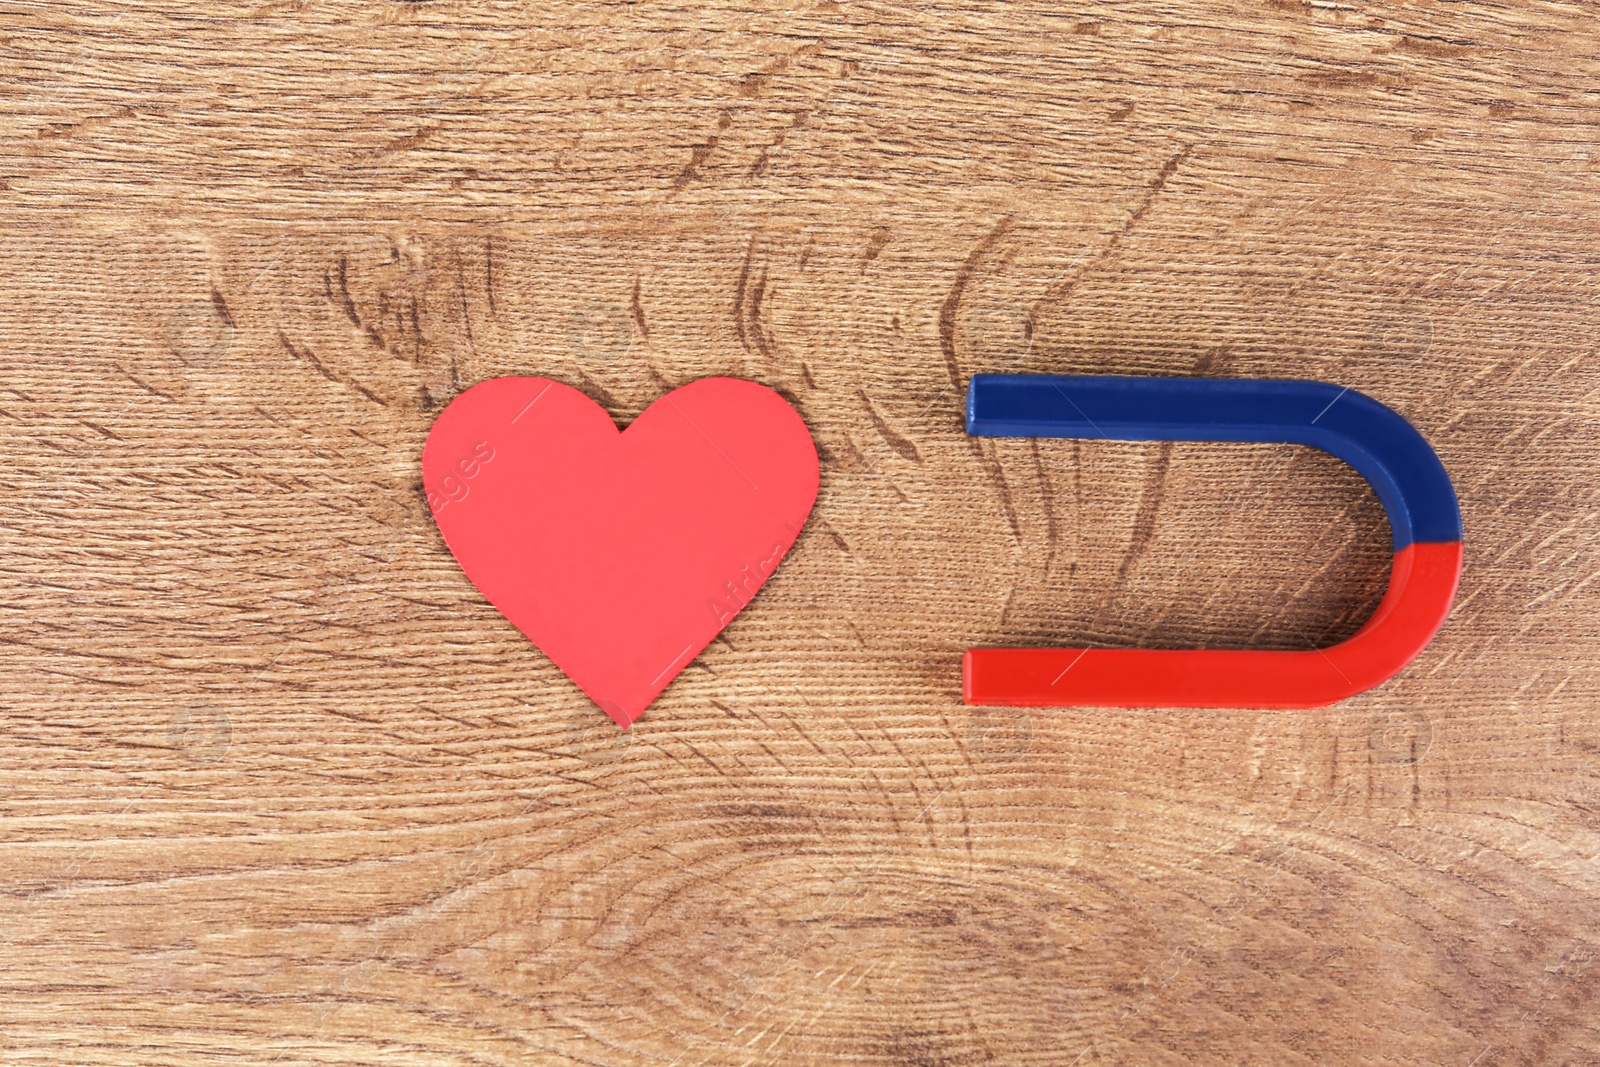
xmin=423 ymin=377 xmax=819 ymax=727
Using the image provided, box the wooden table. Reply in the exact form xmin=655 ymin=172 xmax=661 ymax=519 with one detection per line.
xmin=3 ymin=3 xmax=1597 ymax=1063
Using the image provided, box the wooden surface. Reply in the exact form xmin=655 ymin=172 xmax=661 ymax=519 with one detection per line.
xmin=3 ymin=2 xmax=1599 ymax=1063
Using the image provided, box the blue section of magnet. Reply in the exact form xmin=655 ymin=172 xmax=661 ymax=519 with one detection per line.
xmin=966 ymin=375 xmax=1462 ymax=551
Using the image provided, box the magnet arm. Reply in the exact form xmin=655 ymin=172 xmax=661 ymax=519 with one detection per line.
xmin=966 ymin=375 xmax=1460 ymax=549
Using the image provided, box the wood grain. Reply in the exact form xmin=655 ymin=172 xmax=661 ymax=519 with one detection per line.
xmin=3 ymin=2 xmax=1599 ymax=1063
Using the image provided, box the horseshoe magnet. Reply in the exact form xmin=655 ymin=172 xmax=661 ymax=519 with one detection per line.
xmin=963 ymin=374 xmax=1463 ymax=708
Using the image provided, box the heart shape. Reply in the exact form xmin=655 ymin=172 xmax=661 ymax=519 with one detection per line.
xmin=423 ymin=377 xmax=819 ymax=727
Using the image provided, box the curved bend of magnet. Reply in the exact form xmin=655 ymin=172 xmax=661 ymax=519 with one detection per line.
xmin=963 ymin=375 xmax=1464 ymax=709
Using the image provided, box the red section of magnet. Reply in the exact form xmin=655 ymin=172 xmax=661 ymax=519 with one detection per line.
xmin=963 ymin=541 xmax=1463 ymax=709
xmin=424 ymin=377 xmax=819 ymax=728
